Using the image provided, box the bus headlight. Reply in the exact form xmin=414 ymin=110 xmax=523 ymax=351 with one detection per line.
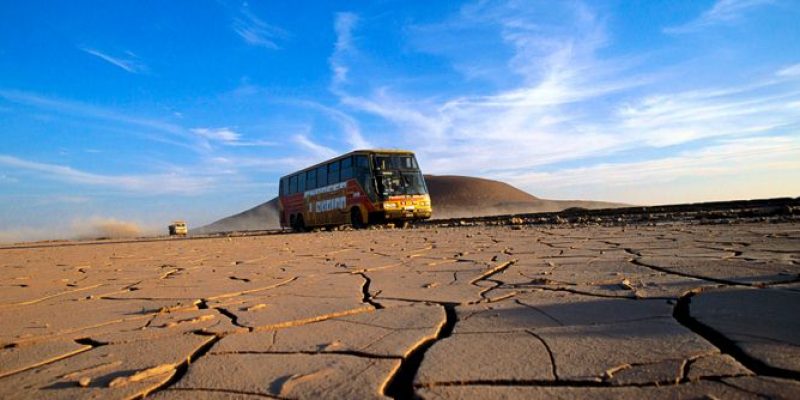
xmin=384 ymin=202 xmax=398 ymax=209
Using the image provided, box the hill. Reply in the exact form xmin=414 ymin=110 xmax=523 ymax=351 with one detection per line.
xmin=191 ymin=198 xmax=280 ymax=235
xmin=425 ymin=175 xmax=623 ymax=218
xmin=191 ymin=175 xmax=625 ymax=234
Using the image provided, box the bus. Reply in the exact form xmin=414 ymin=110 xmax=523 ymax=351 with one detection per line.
xmin=278 ymin=149 xmax=432 ymax=231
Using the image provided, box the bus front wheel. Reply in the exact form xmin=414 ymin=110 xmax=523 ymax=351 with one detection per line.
xmin=350 ymin=207 xmax=365 ymax=229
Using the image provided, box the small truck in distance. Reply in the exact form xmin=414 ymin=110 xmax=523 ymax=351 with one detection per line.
xmin=168 ymin=220 xmax=188 ymax=236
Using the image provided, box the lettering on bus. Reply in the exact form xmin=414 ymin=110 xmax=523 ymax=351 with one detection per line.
xmin=305 ymin=181 xmax=347 ymax=197
xmin=312 ymin=196 xmax=347 ymax=213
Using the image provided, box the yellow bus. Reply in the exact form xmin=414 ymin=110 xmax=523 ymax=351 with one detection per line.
xmin=278 ymin=149 xmax=432 ymax=231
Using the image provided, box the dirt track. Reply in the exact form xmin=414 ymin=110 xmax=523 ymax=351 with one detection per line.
xmin=1 ymin=221 xmax=799 ymax=399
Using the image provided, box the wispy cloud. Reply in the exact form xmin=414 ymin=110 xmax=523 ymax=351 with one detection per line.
xmin=0 ymin=173 xmax=18 ymax=183
xmin=331 ymin=1 xmax=647 ymax=172
xmin=233 ymin=4 xmax=288 ymax=49
xmin=192 ymin=127 xmax=241 ymax=142
xmin=615 ymin=78 xmax=800 ymax=147
xmin=330 ymin=12 xmax=359 ymax=86
xmin=664 ymin=0 xmax=774 ymax=34
xmin=80 ymin=47 xmax=148 ymax=73
xmin=323 ymin=0 xmax=800 ymax=183
xmin=496 ymin=136 xmax=800 ymax=203
xmin=777 ymin=63 xmax=800 ymax=77
xmin=292 ymin=100 xmax=371 ymax=149
xmin=0 ymin=154 xmax=214 ymax=194
xmin=191 ymin=127 xmax=275 ymax=148
xmin=293 ymin=134 xmax=337 ymax=159
xmin=0 ymin=89 xmax=206 ymax=152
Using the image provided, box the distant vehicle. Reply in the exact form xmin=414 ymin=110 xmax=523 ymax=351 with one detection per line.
xmin=168 ymin=220 xmax=188 ymax=236
xmin=279 ymin=149 xmax=432 ymax=231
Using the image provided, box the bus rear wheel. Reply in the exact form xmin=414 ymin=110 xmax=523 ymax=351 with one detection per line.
xmin=350 ymin=207 xmax=365 ymax=229
xmin=293 ymin=214 xmax=306 ymax=232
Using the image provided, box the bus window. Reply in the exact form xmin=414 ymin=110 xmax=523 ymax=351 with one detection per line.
xmin=279 ymin=178 xmax=286 ymax=196
xmin=341 ymin=157 xmax=353 ymax=180
xmin=375 ymin=155 xmax=417 ymax=170
xmin=317 ymin=165 xmax=328 ymax=187
xmin=355 ymin=155 xmax=369 ymax=169
xmin=289 ymin=175 xmax=298 ymax=194
xmin=378 ymin=171 xmax=428 ymax=197
xmin=328 ymin=161 xmax=340 ymax=183
xmin=307 ymin=169 xmax=316 ymax=189
xmin=401 ymin=156 xmax=417 ymax=169
xmin=375 ymin=156 xmax=389 ymax=170
xmin=298 ymin=172 xmax=306 ymax=192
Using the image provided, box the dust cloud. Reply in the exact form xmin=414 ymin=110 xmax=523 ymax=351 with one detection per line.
xmin=0 ymin=217 xmax=152 ymax=244
xmin=73 ymin=217 xmax=144 ymax=239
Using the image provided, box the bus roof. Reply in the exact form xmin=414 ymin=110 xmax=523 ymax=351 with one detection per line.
xmin=279 ymin=149 xmax=417 ymax=180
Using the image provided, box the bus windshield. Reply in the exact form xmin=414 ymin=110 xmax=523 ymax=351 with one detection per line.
xmin=374 ymin=155 xmax=417 ymax=170
xmin=378 ymin=171 xmax=427 ymax=197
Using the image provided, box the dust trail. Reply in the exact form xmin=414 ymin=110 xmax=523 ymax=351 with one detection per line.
xmin=73 ymin=217 xmax=145 ymax=239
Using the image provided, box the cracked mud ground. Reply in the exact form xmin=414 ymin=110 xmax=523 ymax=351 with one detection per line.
xmin=1 ymin=223 xmax=799 ymax=399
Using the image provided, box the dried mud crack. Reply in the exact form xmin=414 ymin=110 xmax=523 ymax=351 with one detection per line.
xmin=2 ymin=219 xmax=799 ymax=399
xmin=384 ymin=303 xmax=457 ymax=400
xmin=357 ymin=272 xmax=385 ymax=309
xmin=143 ymin=333 xmax=222 ymax=398
xmin=673 ymin=291 xmax=800 ymax=382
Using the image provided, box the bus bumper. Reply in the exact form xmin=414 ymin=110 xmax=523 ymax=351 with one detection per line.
xmin=383 ymin=207 xmax=432 ymax=220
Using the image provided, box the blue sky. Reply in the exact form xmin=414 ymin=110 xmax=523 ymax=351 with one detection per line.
xmin=1 ymin=0 xmax=799 ymax=240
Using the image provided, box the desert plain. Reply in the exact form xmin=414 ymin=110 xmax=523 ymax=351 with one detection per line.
xmin=1 ymin=219 xmax=799 ymax=399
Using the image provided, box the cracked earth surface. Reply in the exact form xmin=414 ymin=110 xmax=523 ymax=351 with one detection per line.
xmin=1 ymin=222 xmax=799 ymax=399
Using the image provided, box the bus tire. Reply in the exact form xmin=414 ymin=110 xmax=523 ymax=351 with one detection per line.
xmin=294 ymin=214 xmax=306 ymax=232
xmin=350 ymin=207 xmax=365 ymax=229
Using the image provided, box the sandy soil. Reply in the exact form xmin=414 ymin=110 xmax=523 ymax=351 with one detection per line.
xmin=1 ymin=222 xmax=799 ymax=399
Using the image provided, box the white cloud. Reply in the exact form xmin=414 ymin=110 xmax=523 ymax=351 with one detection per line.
xmin=0 ymin=173 xmax=18 ymax=183
xmin=191 ymin=127 xmax=276 ymax=148
xmin=500 ymin=136 xmax=800 ymax=191
xmin=330 ymin=2 xmax=647 ymax=173
xmin=330 ymin=12 xmax=359 ymax=86
xmin=664 ymin=0 xmax=774 ymax=33
xmin=191 ymin=127 xmax=240 ymax=142
xmin=0 ymin=89 xmax=205 ymax=152
xmin=233 ymin=5 xmax=288 ymax=49
xmin=616 ymin=79 xmax=800 ymax=147
xmin=323 ymin=1 xmax=800 ymax=182
xmin=293 ymin=100 xmax=371 ymax=149
xmin=0 ymin=155 xmax=215 ymax=195
xmin=334 ymin=12 xmax=358 ymax=52
xmin=80 ymin=47 xmax=148 ymax=73
xmin=777 ymin=63 xmax=800 ymax=77
xmin=293 ymin=134 xmax=337 ymax=160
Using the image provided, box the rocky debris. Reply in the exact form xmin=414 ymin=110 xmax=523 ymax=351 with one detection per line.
xmin=0 ymin=222 xmax=798 ymax=398
xmin=425 ymin=196 xmax=800 ymax=228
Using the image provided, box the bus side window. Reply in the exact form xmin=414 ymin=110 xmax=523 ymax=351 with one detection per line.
xmin=317 ymin=165 xmax=328 ymax=187
xmin=355 ymin=155 xmax=369 ymax=169
xmin=298 ymin=172 xmax=306 ymax=192
xmin=279 ymin=178 xmax=286 ymax=196
xmin=328 ymin=161 xmax=340 ymax=184
xmin=307 ymin=169 xmax=316 ymax=189
xmin=289 ymin=175 xmax=298 ymax=194
xmin=340 ymin=157 xmax=353 ymax=180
